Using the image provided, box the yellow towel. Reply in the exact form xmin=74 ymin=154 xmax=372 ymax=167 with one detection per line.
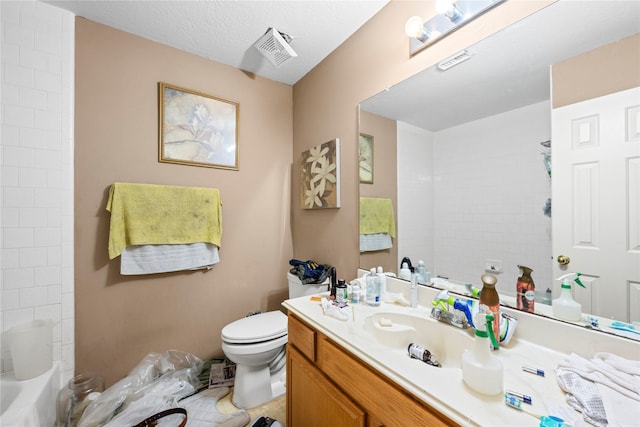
xmin=359 ymin=197 xmax=396 ymax=237
xmin=106 ymin=182 xmax=222 ymax=259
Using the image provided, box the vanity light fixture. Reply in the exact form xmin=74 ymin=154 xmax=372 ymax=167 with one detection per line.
xmin=406 ymin=0 xmax=506 ymax=56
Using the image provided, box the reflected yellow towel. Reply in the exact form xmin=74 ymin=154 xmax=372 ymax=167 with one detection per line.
xmin=106 ymin=182 xmax=222 ymax=259
xmin=359 ymin=197 xmax=395 ymax=237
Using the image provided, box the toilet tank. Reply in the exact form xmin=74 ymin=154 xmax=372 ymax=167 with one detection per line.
xmin=287 ymin=272 xmax=329 ymax=299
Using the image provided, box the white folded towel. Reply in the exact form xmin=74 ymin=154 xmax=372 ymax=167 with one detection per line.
xmin=121 ymin=243 xmax=219 ymax=275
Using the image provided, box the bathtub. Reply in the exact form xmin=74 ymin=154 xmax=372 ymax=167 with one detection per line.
xmin=0 ymin=361 xmax=61 ymax=427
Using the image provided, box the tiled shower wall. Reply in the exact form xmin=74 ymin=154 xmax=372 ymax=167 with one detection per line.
xmin=1 ymin=0 xmax=74 ymax=381
xmin=397 ymin=101 xmax=552 ymax=297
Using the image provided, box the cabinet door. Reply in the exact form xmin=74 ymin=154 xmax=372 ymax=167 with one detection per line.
xmin=288 ymin=346 xmax=365 ymax=427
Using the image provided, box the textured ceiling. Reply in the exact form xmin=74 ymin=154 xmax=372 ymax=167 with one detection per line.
xmin=45 ymin=0 xmax=389 ymax=85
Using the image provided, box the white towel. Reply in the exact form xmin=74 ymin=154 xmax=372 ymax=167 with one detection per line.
xmin=557 ymin=353 xmax=640 ymax=401
xmin=120 ymin=243 xmax=219 ymax=275
xmin=359 ymin=233 xmax=392 ymax=252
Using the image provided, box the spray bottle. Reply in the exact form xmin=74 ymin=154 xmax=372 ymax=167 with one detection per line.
xmin=462 ymin=313 xmax=503 ymax=395
xmin=516 ymin=265 xmax=535 ymax=313
xmin=479 ymin=274 xmax=500 ymax=349
xmin=552 ymin=273 xmax=585 ymax=321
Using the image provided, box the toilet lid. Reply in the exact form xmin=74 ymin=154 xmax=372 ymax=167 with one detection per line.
xmin=221 ymin=311 xmax=287 ymax=343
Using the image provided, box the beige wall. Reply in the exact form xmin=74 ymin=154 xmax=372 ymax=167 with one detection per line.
xmin=359 ymin=111 xmax=397 ymax=273
xmin=75 ymin=18 xmax=293 ymax=385
xmin=552 ymin=33 xmax=640 ymax=108
xmin=291 ymin=1 xmax=553 ymax=279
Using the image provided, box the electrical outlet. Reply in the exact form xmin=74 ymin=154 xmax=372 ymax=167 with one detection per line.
xmin=485 ymin=259 xmax=503 ymax=273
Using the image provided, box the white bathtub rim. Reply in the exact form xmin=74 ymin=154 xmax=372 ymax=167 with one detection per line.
xmin=0 ymin=361 xmax=62 ymax=426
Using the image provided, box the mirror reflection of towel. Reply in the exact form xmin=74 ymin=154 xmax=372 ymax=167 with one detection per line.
xmin=359 ymin=197 xmax=395 ymax=237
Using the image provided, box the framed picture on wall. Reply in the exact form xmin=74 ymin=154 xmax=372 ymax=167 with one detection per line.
xmin=300 ymin=138 xmax=341 ymax=209
xmin=359 ymin=133 xmax=374 ymax=184
xmin=158 ymin=82 xmax=239 ymax=170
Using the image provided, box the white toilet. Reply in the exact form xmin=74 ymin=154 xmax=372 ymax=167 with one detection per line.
xmin=220 ymin=272 xmax=329 ymax=409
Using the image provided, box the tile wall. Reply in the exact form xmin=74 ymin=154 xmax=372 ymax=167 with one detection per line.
xmin=397 ymin=101 xmax=552 ymax=296
xmin=1 ymin=0 xmax=74 ymax=381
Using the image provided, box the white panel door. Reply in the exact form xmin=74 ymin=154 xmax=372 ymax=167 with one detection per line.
xmin=552 ymin=87 xmax=640 ymax=322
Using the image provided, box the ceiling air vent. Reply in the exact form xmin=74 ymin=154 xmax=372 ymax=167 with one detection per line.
xmin=254 ymin=28 xmax=297 ymax=68
xmin=437 ymin=50 xmax=473 ymax=71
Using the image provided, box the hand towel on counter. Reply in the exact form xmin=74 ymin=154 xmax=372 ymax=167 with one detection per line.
xmin=359 ymin=197 xmax=396 ymax=237
xmin=120 ymin=243 xmax=219 ymax=275
xmin=106 ymin=182 xmax=222 ymax=260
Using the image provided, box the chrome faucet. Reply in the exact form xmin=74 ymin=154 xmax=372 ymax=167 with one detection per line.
xmin=430 ymin=290 xmax=470 ymax=329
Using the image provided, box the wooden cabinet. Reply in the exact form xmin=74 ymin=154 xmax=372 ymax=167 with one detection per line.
xmin=286 ymin=314 xmax=456 ymax=427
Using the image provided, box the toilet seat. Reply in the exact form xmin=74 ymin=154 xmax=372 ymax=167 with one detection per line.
xmin=221 ymin=311 xmax=287 ymax=344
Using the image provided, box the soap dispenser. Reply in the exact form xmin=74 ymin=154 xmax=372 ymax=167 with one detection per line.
xmin=516 ymin=265 xmax=535 ymax=313
xmin=552 ymin=273 xmax=586 ymax=321
xmin=415 ymin=260 xmax=431 ymax=285
xmin=399 ymin=262 xmax=412 ymax=281
xmin=462 ymin=313 xmax=503 ymax=395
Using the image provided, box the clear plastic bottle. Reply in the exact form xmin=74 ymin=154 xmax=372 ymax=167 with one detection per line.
xmin=366 ymin=268 xmax=381 ymax=306
xmin=410 ymin=272 xmax=418 ymax=308
xmin=376 ymin=266 xmax=387 ymax=299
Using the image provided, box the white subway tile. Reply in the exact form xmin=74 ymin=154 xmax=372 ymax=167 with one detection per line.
xmin=3 ymin=308 xmax=35 ymax=330
xmin=46 ymin=129 xmax=62 ymax=150
xmin=1 ymin=2 xmax=21 ymax=25
xmin=35 ymin=187 xmax=61 ymax=207
xmin=47 ymin=246 xmax=61 ymax=266
xmin=2 ymin=226 xmax=34 ymax=249
xmin=19 ymin=47 xmax=48 ymax=71
xmin=34 ymin=148 xmax=60 ymax=168
xmin=1 ymin=290 xmax=19 ymax=310
xmin=2 ymin=267 xmax=34 ymax=289
xmin=19 ymin=86 xmax=47 ymax=109
xmin=20 ymin=285 xmax=48 ymax=307
xmin=1 ymin=83 xmax=20 ymax=107
xmin=34 ymin=303 xmax=60 ymax=323
xmin=1 ymin=167 xmax=19 ymax=187
xmin=19 ymin=207 xmax=48 ymax=227
xmin=18 ymin=6 xmax=50 ymax=33
xmin=1 ymin=124 xmax=20 ymax=147
xmin=19 ymin=167 xmax=47 ymax=187
xmin=61 ymin=292 xmax=73 ymax=319
xmin=19 ymin=246 xmax=47 ymax=267
xmin=20 ymin=126 xmax=49 ymax=148
xmin=1 ymin=248 xmax=20 ymax=269
xmin=35 ymin=227 xmax=60 ymax=247
xmin=34 ymin=31 xmax=61 ymax=56
xmin=3 ymin=23 xmax=35 ymax=49
xmin=3 ymin=104 xmax=34 ymax=128
xmin=47 ymin=207 xmax=61 ymax=227
xmin=3 ymin=186 xmax=34 ymax=207
xmin=32 ymin=264 xmax=60 ymax=286
xmin=34 ymin=109 xmax=61 ymax=131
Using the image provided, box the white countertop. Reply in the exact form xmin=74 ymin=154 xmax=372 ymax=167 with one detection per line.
xmin=283 ymin=274 xmax=640 ymax=427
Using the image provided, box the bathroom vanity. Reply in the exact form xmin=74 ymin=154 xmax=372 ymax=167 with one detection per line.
xmin=283 ymin=274 xmax=640 ymax=426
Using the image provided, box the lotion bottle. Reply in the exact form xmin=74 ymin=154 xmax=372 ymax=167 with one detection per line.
xmin=552 ymin=273 xmax=585 ymax=321
xmin=462 ymin=313 xmax=503 ymax=395
xmin=399 ymin=262 xmax=412 ymax=281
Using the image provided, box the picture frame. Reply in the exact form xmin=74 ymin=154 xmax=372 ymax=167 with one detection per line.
xmin=300 ymin=138 xmax=341 ymax=209
xmin=158 ymin=82 xmax=239 ymax=170
xmin=359 ymin=133 xmax=374 ymax=184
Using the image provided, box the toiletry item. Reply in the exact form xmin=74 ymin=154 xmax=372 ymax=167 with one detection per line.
xmin=376 ymin=266 xmax=387 ymax=298
xmin=336 ymin=279 xmax=347 ymax=304
xmin=462 ymin=313 xmax=503 ymax=395
xmin=506 ymin=390 xmax=532 ymax=404
xmin=479 ymin=274 xmax=500 ymax=349
xmin=399 ymin=262 xmax=412 ymax=281
xmin=504 ymin=394 xmax=542 ymax=419
xmin=410 ymin=272 xmax=418 ymax=308
xmin=516 ymin=265 xmax=535 ymax=313
xmin=365 ymin=268 xmax=381 ymax=306
xmin=329 ymin=267 xmax=337 ymax=300
xmin=552 ymin=272 xmax=586 ymax=321
xmin=350 ymin=283 xmax=361 ymax=304
xmin=407 ymin=343 xmax=441 ymax=367
xmin=522 ymin=365 xmax=545 ymax=377
xmin=415 ymin=260 xmax=427 ymax=285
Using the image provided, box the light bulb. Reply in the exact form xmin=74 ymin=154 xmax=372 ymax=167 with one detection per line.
xmin=405 ymin=16 xmax=429 ymax=42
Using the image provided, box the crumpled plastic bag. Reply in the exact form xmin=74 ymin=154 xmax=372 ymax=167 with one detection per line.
xmin=321 ymin=297 xmax=351 ymax=321
xmin=78 ymin=350 xmax=203 ymax=427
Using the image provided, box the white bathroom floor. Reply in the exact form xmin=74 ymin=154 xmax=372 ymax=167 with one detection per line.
xmin=217 ymin=389 xmax=286 ymax=426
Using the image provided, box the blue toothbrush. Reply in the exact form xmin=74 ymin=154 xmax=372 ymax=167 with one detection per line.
xmin=609 ymin=321 xmax=640 ymax=335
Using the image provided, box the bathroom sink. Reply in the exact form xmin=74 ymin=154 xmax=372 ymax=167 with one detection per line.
xmin=361 ymin=312 xmax=474 ymax=369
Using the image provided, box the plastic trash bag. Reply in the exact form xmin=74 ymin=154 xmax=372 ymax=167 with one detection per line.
xmin=77 ymin=350 xmax=203 ymax=427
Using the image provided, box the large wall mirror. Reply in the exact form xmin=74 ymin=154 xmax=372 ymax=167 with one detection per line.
xmin=359 ymin=0 xmax=639 ymax=339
